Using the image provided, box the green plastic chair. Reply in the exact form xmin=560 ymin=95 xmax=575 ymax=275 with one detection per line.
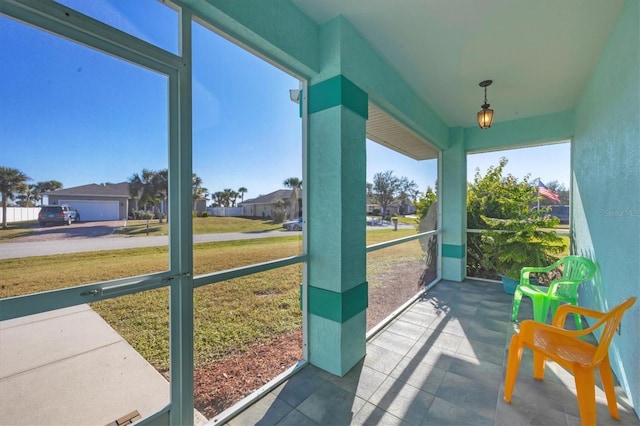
xmin=511 ymin=256 xmax=597 ymax=329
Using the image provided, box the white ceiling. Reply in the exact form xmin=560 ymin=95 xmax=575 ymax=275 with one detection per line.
xmin=291 ymin=0 xmax=625 ymax=128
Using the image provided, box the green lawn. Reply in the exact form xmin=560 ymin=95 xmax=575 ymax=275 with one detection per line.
xmin=0 ymin=228 xmax=422 ymax=371
xmin=0 ymin=236 xmax=303 ymax=371
xmin=115 ymin=216 xmax=282 ymax=237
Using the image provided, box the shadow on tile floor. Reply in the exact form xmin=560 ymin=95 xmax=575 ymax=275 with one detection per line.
xmin=220 ymin=280 xmax=639 ymax=426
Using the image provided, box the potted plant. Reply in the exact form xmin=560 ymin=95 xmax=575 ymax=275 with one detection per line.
xmin=480 ymin=212 xmax=565 ymax=294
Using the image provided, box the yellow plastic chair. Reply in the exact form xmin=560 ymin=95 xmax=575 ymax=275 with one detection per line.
xmin=511 ymin=256 xmax=597 ymax=328
xmin=504 ymin=297 xmax=636 ymax=426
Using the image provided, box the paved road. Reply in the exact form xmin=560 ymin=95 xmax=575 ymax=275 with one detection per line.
xmin=0 ymin=230 xmax=296 ymax=260
xmin=0 ymin=220 xmax=407 ymax=260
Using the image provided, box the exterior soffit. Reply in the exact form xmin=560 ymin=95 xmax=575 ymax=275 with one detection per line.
xmin=366 ymin=103 xmax=439 ymax=161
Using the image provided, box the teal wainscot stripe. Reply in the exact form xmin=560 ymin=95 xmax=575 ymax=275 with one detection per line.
xmin=442 ymin=244 xmax=465 ymax=259
xmin=308 ymin=75 xmax=368 ymax=119
xmin=307 ymin=281 xmax=368 ymax=323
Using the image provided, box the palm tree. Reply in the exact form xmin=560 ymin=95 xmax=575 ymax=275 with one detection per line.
xmin=128 ymin=172 xmax=144 ymax=215
xmin=192 ymin=173 xmax=208 ymax=211
xmin=34 ymin=180 xmax=63 ymax=205
xmin=153 ymin=169 xmax=168 ymax=221
xmin=16 ymin=184 xmax=36 ymax=207
xmin=238 ymin=187 xmax=248 ymax=203
xmin=283 ymin=177 xmax=302 ymax=189
xmin=221 ymin=188 xmax=239 ymax=207
xmin=230 ymin=190 xmax=239 ymax=207
xmin=128 ymin=168 xmax=168 ymax=223
xmin=0 ymin=167 xmax=30 ymax=229
xmin=211 ymin=191 xmax=223 ymax=207
xmin=283 ymin=177 xmax=302 ymax=219
xmin=17 ymin=184 xmax=36 ymax=207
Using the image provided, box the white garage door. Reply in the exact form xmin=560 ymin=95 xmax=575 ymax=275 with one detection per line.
xmin=60 ymin=200 xmax=119 ymax=221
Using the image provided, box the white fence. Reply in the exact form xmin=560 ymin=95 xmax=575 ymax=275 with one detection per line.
xmin=209 ymin=207 xmax=243 ymax=217
xmin=0 ymin=207 xmax=40 ymax=223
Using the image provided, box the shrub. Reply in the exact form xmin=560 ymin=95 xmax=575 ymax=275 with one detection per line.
xmin=481 ymin=214 xmax=564 ymax=283
xmin=135 ymin=210 xmax=155 ymax=220
xmin=467 ymin=157 xmax=565 ymax=282
xmin=272 ymin=199 xmax=286 ymax=223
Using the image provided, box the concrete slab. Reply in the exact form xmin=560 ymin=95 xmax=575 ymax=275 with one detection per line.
xmin=0 ymin=305 xmax=170 ymax=425
xmin=1 ymin=305 xmax=122 ymax=377
xmin=0 ymin=304 xmax=90 ymax=330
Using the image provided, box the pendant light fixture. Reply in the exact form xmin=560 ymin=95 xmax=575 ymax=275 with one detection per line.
xmin=477 ymin=80 xmax=494 ymax=129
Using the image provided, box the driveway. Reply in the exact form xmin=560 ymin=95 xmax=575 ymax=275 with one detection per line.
xmin=10 ymin=220 xmax=127 ymax=242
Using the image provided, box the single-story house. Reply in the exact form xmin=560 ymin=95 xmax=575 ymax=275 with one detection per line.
xmin=366 ymin=198 xmax=417 ymax=216
xmin=44 ymin=182 xmax=130 ymax=221
xmin=240 ymin=189 xmax=301 ymax=218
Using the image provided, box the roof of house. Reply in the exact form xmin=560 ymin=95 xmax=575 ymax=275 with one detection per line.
xmin=44 ymin=182 xmax=130 ymax=198
xmin=240 ymin=189 xmax=295 ymax=205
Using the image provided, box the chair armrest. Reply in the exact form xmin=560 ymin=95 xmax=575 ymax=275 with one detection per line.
xmin=548 ymin=279 xmax=580 ymax=296
xmin=520 ymin=269 xmax=551 ymax=289
xmin=523 ymin=257 xmax=564 ymax=274
xmin=552 ymin=303 xmax=607 ymax=327
xmin=520 ymin=265 xmax=555 ymax=276
xmin=518 ymin=319 xmax=590 ymax=343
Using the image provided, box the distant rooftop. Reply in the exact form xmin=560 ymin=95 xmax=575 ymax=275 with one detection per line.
xmin=44 ymin=182 xmax=129 ymax=197
xmin=241 ymin=189 xmax=297 ymax=205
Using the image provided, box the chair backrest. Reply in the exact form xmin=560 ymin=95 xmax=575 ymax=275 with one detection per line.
xmin=556 ymin=256 xmax=597 ymax=298
xmin=591 ymin=297 xmax=636 ymax=365
xmin=560 ymin=256 xmax=597 ymax=281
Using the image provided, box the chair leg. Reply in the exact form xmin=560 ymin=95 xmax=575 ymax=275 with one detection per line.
xmin=503 ymin=334 xmax=523 ymax=403
xmin=574 ymin=367 xmax=597 ymax=426
xmin=532 ymin=295 xmax=551 ymax=323
xmin=533 ymin=350 xmax=547 ymax=380
xmin=511 ymin=288 xmax=523 ymax=321
xmin=599 ymin=356 xmax=620 ymax=420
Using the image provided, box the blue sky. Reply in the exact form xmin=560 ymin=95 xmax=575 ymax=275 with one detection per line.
xmin=0 ymin=0 xmax=569 ymax=202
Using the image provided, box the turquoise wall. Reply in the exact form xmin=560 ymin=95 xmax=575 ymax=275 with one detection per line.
xmin=572 ymin=0 xmax=639 ymax=412
xmin=464 ymin=110 xmax=574 ymax=153
xmin=441 ymin=128 xmax=467 ymax=281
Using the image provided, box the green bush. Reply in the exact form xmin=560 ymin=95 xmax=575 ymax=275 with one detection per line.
xmin=466 ymin=158 xmax=565 ymax=280
xmin=135 ymin=210 xmax=155 ymax=220
xmin=480 ymin=215 xmax=564 ymax=282
xmin=272 ymin=199 xmax=286 ymax=223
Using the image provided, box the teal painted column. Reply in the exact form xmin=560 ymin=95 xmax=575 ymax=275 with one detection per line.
xmin=306 ymin=75 xmax=368 ymax=376
xmin=441 ymin=127 xmax=467 ymax=281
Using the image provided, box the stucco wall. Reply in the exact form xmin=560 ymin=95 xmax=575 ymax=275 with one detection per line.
xmin=572 ymin=0 xmax=639 ymax=413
